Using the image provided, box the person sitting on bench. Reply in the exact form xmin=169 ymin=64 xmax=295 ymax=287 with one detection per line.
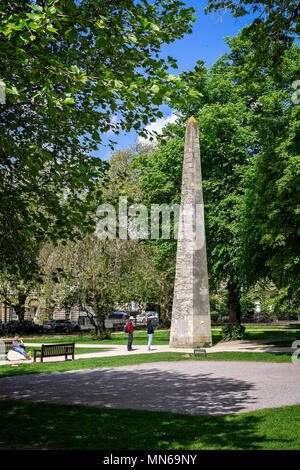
xmin=12 ymin=336 xmax=31 ymax=360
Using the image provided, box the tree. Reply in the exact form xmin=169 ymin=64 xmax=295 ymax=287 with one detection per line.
xmin=237 ymin=43 xmax=300 ymax=302
xmin=95 ymin=145 xmax=175 ymax=326
xmin=206 ymin=0 xmax=300 ymax=76
xmin=0 ymin=0 xmax=197 ymax=276
xmin=138 ymin=35 xmax=300 ymax=331
xmin=96 ymin=145 xmax=149 ymax=205
xmin=135 ymin=138 xmax=182 ymax=326
xmin=137 ymin=58 xmax=258 ymax=332
xmin=0 ymin=231 xmax=45 ymax=327
xmin=39 ymin=234 xmax=160 ymax=335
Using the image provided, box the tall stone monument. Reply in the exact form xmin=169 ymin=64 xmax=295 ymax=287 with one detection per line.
xmin=169 ymin=117 xmax=212 ymax=348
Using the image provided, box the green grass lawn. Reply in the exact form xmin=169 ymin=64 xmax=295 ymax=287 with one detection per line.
xmin=0 ymin=351 xmax=293 ymax=379
xmin=245 ymin=330 xmax=299 ymax=342
xmin=21 ymin=330 xmax=174 ymax=345
xmin=28 ymin=347 xmax=112 ymax=355
xmin=235 ymin=324 xmax=300 ymax=330
xmin=0 ymin=400 xmax=299 ymax=450
xmin=18 ymin=328 xmax=299 ymax=347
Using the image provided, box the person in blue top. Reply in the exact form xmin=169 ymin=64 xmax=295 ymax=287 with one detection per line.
xmin=147 ymin=318 xmax=154 ymax=351
xmin=12 ymin=336 xmax=31 ymax=359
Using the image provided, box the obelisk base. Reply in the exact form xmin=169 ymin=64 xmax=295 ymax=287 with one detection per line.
xmin=170 ymin=316 xmax=212 ymax=348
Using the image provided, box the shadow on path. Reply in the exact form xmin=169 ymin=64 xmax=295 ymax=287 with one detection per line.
xmin=0 ymin=365 xmax=257 ymax=416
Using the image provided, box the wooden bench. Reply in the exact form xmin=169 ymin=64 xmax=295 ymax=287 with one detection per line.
xmin=33 ymin=343 xmax=75 ymax=363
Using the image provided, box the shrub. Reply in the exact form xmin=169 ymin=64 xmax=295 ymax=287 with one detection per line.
xmin=220 ymin=315 xmax=229 ymax=324
xmin=210 ymin=311 xmax=220 ymax=324
xmin=221 ymin=324 xmax=246 ymax=341
xmin=92 ymin=329 xmax=112 ymax=340
xmin=159 ymin=319 xmax=171 ymax=329
xmin=100 ymin=329 xmax=112 ymax=340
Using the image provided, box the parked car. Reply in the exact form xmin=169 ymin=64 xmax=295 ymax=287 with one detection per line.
xmin=19 ymin=320 xmax=43 ymax=334
xmin=68 ymin=321 xmax=81 ymax=332
xmin=43 ymin=320 xmax=55 ymax=333
xmin=54 ymin=320 xmax=73 ymax=333
xmin=136 ymin=311 xmax=159 ymax=326
xmin=43 ymin=319 xmax=70 ymax=334
xmin=43 ymin=320 xmax=81 ymax=334
xmin=106 ymin=311 xmax=130 ymax=321
xmin=105 ymin=311 xmax=130 ymax=329
xmin=3 ymin=320 xmax=42 ymax=335
xmin=145 ymin=311 xmax=159 ymax=320
xmin=4 ymin=320 xmax=18 ymax=335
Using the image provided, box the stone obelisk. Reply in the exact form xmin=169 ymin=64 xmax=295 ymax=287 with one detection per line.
xmin=169 ymin=117 xmax=212 ymax=348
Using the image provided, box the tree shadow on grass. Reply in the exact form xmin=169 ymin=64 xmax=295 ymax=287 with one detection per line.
xmin=0 ymin=400 xmax=296 ymax=450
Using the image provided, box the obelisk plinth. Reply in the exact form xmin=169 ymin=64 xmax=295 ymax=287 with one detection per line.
xmin=169 ymin=117 xmax=212 ymax=348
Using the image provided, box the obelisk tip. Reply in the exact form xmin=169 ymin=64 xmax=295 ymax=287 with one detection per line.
xmin=187 ymin=116 xmax=198 ymax=127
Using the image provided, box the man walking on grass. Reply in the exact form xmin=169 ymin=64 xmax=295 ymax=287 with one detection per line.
xmin=127 ymin=316 xmax=134 ymax=351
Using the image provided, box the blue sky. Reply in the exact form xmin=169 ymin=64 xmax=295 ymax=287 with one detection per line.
xmin=97 ymin=1 xmax=256 ymax=161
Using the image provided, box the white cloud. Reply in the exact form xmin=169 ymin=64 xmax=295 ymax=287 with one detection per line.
xmin=105 ymin=115 xmax=119 ymax=136
xmin=137 ymin=113 xmax=179 ymax=145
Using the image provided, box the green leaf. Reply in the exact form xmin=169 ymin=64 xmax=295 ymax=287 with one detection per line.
xmin=6 ymin=86 xmax=19 ymax=95
xmin=63 ymin=96 xmax=75 ymax=104
xmin=151 ymin=84 xmax=160 ymax=94
xmin=47 ymin=24 xmax=58 ymax=33
xmin=128 ymin=34 xmax=138 ymax=44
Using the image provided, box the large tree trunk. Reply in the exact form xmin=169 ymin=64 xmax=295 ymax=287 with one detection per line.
xmin=159 ymin=283 xmax=171 ymax=328
xmin=13 ymin=293 xmax=27 ymax=331
xmin=227 ymin=278 xmax=242 ymax=337
xmin=86 ymin=310 xmax=100 ymax=336
xmin=96 ymin=313 xmax=106 ymax=335
xmin=93 ymin=295 xmax=108 ymax=336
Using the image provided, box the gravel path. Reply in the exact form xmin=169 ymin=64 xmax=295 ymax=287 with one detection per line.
xmin=1 ymin=361 xmax=299 ymax=415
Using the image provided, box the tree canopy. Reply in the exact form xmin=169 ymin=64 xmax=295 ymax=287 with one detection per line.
xmin=136 ymin=34 xmax=300 ymax=325
xmin=206 ymin=0 xmax=300 ymax=74
xmin=0 ymin=0 xmax=196 ymax=277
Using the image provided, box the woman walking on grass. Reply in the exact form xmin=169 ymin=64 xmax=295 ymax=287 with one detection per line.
xmin=147 ymin=319 xmax=154 ymax=351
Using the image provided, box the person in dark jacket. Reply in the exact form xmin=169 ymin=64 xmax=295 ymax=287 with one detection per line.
xmin=147 ymin=318 xmax=154 ymax=351
xmin=127 ymin=316 xmax=134 ymax=351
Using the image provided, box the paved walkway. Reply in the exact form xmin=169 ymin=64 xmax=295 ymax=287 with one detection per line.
xmin=0 ymin=361 xmax=299 ymax=415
